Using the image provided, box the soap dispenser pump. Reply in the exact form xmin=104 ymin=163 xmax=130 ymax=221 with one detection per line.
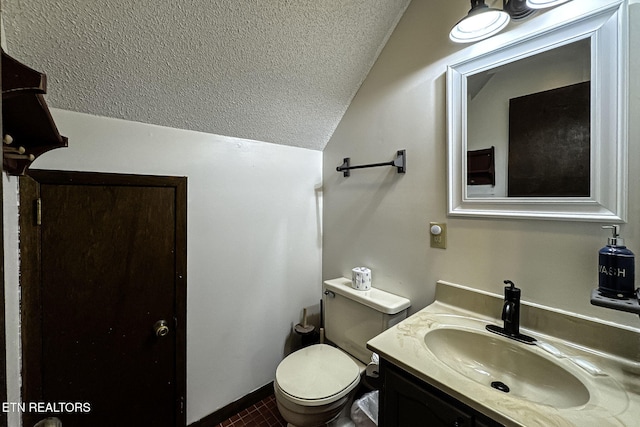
xmin=598 ymin=225 xmax=635 ymax=298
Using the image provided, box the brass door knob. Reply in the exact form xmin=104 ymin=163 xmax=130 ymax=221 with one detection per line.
xmin=154 ymin=320 xmax=169 ymax=337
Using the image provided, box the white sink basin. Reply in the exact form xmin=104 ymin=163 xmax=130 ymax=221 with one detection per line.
xmin=424 ymin=327 xmax=590 ymax=408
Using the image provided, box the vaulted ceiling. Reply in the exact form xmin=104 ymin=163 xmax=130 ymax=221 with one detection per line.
xmin=1 ymin=0 xmax=411 ymax=150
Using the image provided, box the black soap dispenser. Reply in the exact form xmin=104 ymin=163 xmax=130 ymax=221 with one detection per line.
xmin=598 ymin=225 xmax=635 ymax=298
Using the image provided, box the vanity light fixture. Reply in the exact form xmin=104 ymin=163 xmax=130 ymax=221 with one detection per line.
xmin=526 ymin=0 xmax=571 ymax=9
xmin=450 ymin=0 xmax=535 ymax=44
xmin=449 ymin=0 xmax=510 ymax=43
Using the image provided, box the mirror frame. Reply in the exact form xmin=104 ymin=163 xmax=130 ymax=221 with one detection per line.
xmin=447 ymin=0 xmax=628 ymax=222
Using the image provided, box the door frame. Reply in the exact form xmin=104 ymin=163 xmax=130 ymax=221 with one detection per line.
xmin=19 ymin=169 xmax=187 ymax=427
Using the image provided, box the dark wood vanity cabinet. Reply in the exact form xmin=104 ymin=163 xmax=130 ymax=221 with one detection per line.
xmin=379 ymin=360 xmax=504 ymax=427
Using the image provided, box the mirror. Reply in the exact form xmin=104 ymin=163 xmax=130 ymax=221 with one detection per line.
xmin=447 ymin=0 xmax=627 ymax=221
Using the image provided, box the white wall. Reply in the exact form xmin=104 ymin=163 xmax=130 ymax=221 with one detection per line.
xmin=323 ymin=0 xmax=640 ymax=330
xmin=3 ymin=109 xmax=323 ymax=424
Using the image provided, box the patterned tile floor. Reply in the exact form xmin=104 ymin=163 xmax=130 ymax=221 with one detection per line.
xmin=216 ymin=394 xmax=287 ymax=427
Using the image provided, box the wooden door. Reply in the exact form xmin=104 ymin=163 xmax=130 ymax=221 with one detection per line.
xmin=20 ymin=170 xmax=187 ymax=427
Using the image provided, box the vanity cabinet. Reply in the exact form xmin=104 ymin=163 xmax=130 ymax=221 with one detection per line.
xmin=379 ymin=360 xmax=504 ymax=427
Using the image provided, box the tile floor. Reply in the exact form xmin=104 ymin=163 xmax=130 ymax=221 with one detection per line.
xmin=216 ymin=394 xmax=287 ymax=427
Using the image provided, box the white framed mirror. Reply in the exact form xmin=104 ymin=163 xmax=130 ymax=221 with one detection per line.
xmin=447 ymin=0 xmax=628 ymax=221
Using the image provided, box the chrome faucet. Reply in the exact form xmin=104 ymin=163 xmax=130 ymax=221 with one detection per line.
xmin=487 ymin=280 xmax=536 ymax=344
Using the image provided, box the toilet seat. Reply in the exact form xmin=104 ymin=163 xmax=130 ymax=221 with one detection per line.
xmin=275 ymin=344 xmax=360 ymax=406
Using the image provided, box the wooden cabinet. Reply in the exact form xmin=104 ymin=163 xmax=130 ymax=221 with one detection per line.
xmin=467 ymin=146 xmax=495 ymax=186
xmin=379 ymin=360 xmax=503 ymax=427
xmin=2 ymin=50 xmax=68 ymax=175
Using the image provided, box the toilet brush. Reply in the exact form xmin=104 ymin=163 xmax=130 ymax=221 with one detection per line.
xmin=294 ymin=308 xmax=315 ymax=335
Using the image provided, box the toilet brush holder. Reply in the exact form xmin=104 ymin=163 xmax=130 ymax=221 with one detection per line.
xmin=294 ymin=308 xmax=317 ymax=347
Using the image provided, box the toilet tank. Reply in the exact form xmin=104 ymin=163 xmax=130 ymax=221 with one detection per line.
xmin=323 ymin=278 xmax=411 ymax=364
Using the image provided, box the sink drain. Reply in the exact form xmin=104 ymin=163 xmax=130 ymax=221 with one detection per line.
xmin=491 ymin=381 xmax=510 ymax=393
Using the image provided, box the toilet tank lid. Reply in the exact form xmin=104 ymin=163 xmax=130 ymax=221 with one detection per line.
xmin=324 ymin=278 xmax=411 ymax=314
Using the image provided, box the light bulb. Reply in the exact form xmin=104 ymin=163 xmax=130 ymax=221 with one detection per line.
xmin=450 ymin=8 xmax=510 ymax=43
xmin=525 ymin=0 xmax=571 ymax=9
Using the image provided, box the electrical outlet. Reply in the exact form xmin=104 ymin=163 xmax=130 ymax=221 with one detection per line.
xmin=430 ymin=222 xmax=447 ymax=249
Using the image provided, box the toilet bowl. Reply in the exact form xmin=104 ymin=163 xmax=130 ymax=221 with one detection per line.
xmin=275 ymin=344 xmax=362 ymax=427
xmin=274 ymin=278 xmax=411 ymax=427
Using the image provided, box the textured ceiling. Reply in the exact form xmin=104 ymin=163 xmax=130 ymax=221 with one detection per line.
xmin=1 ymin=0 xmax=410 ymax=151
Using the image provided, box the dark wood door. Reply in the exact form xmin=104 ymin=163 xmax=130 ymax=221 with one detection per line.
xmin=20 ymin=170 xmax=187 ymax=427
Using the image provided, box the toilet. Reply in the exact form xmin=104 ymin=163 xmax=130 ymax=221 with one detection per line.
xmin=275 ymin=278 xmax=411 ymax=427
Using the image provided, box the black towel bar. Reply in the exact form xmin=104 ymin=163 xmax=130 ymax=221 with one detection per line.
xmin=336 ymin=150 xmax=406 ymax=177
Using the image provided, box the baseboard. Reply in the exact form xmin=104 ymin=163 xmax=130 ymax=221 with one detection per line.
xmin=188 ymin=381 xmax=275 ymax=427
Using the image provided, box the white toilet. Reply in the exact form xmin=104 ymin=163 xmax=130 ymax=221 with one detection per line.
xmin=275 ymin=278 xmax=410 ymax=427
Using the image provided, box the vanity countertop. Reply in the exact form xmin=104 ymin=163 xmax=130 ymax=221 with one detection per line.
xmin=367 ymin=281 xmax=640 ymax=427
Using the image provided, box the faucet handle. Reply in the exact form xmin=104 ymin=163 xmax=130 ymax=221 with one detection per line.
xmin=504 ymin=279 xmax=516 ymax=289
xmin=503 ymin=279 xmax=521 ymax=301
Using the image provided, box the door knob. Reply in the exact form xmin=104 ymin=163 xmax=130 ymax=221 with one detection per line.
xmin=153 ymin=320 xmax=169 ymax=337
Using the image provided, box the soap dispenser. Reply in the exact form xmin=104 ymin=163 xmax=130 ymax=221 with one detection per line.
xmin=598 ymin=225 xmax=635 ymax=298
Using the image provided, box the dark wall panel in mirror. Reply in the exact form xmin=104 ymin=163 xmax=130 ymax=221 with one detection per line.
xmin=508 ymin=81 xmax=590 ymax=197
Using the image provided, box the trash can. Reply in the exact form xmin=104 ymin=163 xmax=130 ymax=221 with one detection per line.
xmin=350 ymin=390 xmax=378 ymax=427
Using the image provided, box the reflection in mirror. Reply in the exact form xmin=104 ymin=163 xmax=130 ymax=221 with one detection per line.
xmin=467 ymin=39 xmax=591 ymax=198
xmin=447 ymin=0 xmax=627 ymax=221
